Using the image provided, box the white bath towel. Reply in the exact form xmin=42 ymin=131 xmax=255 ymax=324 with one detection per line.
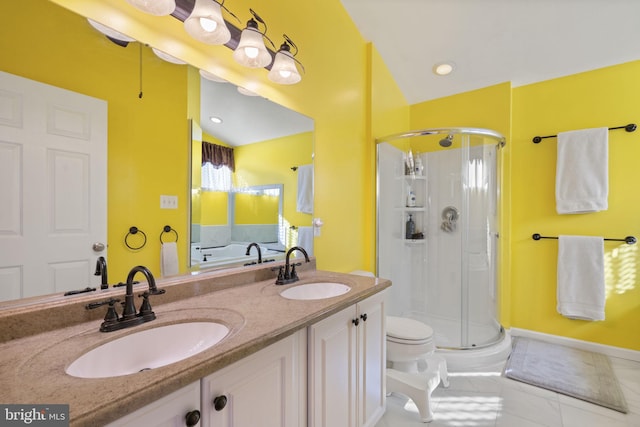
xmin=557 ymin=235 xmax=605 ymax=321
xmin=296 ymin=164 xmax=314 ymax=214
xmin=296 ymin=226 xmax=314 ymax=257
xmin=556 ymin=127 xmax=608 ymax=214
xmin=160 ymin=242 xmax=179 ymax=277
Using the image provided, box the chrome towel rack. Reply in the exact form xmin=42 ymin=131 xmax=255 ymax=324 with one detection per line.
xmin=532 ymin=233 xmax=636 ymax=245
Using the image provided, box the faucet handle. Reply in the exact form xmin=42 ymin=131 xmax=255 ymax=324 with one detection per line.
xmin=138 ymin=291 xmax=153 ymax=316
xmin=290 ymin=262 xmax=302 ymax=281
xmin=86 ymin=298 xmax=121 ymax=324
xmin=272 ymin=265 xmax=285 ymax=285
xmin=86 ymin=297 xmax=120 ymax=310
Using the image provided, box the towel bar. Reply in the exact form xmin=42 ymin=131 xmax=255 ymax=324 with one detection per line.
xmin=532 ymin=233 xmax=636 ymax=244
xmin=532 ymin=123 xmax=636 ymax=143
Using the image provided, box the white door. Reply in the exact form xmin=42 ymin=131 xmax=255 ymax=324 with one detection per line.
xmin=0 ymin=71 xmax=107 ymax=301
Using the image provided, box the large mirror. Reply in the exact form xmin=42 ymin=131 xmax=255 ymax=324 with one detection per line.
xmin=189 ymin=78 xmax=314 ymax=270
xmin=0 ymin=0 xmax=314 ymax=306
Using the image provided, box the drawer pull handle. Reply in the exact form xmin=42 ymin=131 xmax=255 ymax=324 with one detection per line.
xmin=213 ymin=395 xmax=228 ymax=411
xmin=185 ymin=409 xmax=200 ymax=426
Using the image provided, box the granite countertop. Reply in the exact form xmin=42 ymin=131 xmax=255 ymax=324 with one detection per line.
xmin=0 ymin=268 xmax=390 ymax=426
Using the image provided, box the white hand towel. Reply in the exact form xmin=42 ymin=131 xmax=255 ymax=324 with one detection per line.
xmin=160 ymin=242 xmax=179 ymax=277
xmin=296 ymin=164 xmax=314 ymax=214
xmin=557 ymin=235 xmax=605 ymax=321
xmin=296 ymin=226 xmax=314 ymax=257
xmin=556 ymin=127 xmax=608 ymax=214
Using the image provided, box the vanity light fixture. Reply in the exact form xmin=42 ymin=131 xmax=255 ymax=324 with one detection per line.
xmin=152 ymin=47 xmax=187 ymax=64
xmin=433 ymin=62 xmax=455 ymax=76
xmin=233 ymin=9 xmax=274 ymax=68
xmin=200 ymin=69 xmax=228 ymax=83
xmin=184 ymin=0 xmax=234 ymax=45
xmin=268 ymin=34 xmax=304 ymax=85
xmin=87 ymin=19 xmax=136 ymax=47
xmin=126 ymin=0 xmax=176 ymax=16
xmin=237 ymin=86 xmax=260 ymax=96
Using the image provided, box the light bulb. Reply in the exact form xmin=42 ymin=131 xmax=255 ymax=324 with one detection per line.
xmin=184 ymin=0 xmax=230 ymax=45
xmin=200 ymin=17 xmax=218 ymax=32
xmin=244 ymin=47 xmax=259 ymax=59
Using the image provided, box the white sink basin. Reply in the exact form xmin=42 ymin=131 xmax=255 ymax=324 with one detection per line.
xmin=66 ymin=322 xmax=230 ymax=378
xmin=280 ymin=282 xmax=351 ymax=300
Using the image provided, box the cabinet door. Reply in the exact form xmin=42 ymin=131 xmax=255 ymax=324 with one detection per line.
xmin=308 ymin=305 xmax=358 ymax=427
xmin=357 ymin=292 xmax=386 ymax=427
xmin=201 ymin=331 xmax=306 ymax=427
xmin=106 ymin=381 xmax=200 ymax=427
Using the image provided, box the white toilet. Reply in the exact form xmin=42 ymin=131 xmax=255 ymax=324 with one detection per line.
xmin=349 ymin=271 xmax=448 ymax=422
xmin=386 ymin=315 xmax=449 ymax=423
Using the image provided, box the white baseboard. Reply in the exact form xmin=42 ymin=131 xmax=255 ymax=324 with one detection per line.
xmin=509 ymin=328 xmax=640 ymax=362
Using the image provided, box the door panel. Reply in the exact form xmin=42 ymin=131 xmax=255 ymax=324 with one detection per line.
xmin=0 ymin=71 xmax=107 ymax=301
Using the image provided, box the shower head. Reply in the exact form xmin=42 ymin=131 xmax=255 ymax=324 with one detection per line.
xmin=439 ymin=134 xmax=453 ymax=147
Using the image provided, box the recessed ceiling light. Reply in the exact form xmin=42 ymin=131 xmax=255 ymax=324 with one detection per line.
xmin=433 ymin=62 xmax=455 ymax=76
xmin=210 ymin=116 xmax=223 ymax=124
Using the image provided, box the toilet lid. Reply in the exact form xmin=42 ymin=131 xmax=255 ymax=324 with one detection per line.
xmin=386 ymin=316 xmax=433 ymax=341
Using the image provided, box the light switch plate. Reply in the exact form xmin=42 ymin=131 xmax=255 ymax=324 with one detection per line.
xmin=160 ymin=195 xmax=178 ymax=209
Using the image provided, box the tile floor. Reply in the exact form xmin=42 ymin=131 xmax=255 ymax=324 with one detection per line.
xmin=375 ymin=355 xmax=640 ymax=427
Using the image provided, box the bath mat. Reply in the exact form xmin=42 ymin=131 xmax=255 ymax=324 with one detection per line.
xmin=504 ymin=337 xmax=628 ymax=413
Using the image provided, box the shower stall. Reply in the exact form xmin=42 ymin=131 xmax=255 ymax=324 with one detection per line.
xmin=377 ymin=128 xmax=509 ymax=367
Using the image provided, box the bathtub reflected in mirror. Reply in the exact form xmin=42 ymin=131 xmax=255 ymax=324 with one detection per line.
xmin=190 ymin=184 xmax=287 ymax=269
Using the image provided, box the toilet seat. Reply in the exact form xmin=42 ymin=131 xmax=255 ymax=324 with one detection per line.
xmin=386 ymin=316 xmax=434 ymax=345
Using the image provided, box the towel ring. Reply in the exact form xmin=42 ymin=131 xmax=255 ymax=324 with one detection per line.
xmin=160 ymin=225 xmax=179 ymax=244
xmin=125 ymin=226 xmax=147 ymax=250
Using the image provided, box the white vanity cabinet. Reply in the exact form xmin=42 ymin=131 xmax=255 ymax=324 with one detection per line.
xmin=105 ymin=291 xmax=386 ymax=427
xmin=308 ymin=292 xmax=386 ymax=427
xmin=201 ymin=330 xmax=307 ymax=427
xmin=106 ymin=381 xmax=201 ymax=427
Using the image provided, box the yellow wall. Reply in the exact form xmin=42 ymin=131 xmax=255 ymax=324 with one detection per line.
xmin=200 ymin=192 xmax=228 ymax=225
xmin=235 ymin=132 xmax=314 ymax=234
xmin=369 ymin=45 xmax=411 ymax=271
xmin=234 ymin=194 xmax=279 ymax=224
xmin=511 ymin=61 xmax=640 ymax=350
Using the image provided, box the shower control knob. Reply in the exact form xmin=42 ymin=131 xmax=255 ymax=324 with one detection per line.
xmin=352 ymin=318 xmax=360 ymax=326
xmin=360 ymin=313 xmax=368 ymax=322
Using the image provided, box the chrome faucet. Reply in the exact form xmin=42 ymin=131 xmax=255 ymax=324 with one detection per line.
xmin=94 ymin=256 xmax=108 ymax=289
xmin=245 ymin=242 xmax=262 ymax=265
xmin=87 ymin=265 xmax=165 ymax=332
xmin=275 ymin=246 xmax=310 ymax=285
